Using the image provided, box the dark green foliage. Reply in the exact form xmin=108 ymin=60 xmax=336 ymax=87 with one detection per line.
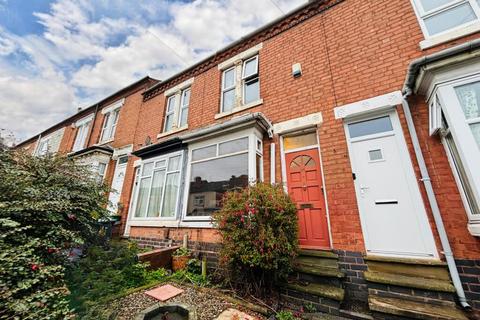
xmin=0 ymin=151 xmax=110 ymax=319
xmin=213 ymin=183 xmax=298 ymax=295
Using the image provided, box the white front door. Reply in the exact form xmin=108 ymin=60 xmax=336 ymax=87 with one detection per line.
xmin=108 ymin=156 xmax=128 ymax=214
xmin=346 ymin=111 xmax=437 ymax=258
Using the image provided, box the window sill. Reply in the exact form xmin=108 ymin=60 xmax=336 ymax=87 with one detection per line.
xmin=157 ymin=126 xmax=188 ymax=139
xmin=215 ymin=99 xmax=263 ymax=119
xmin=467 ymin=221 xmax=480 ymax=237
xmin=420 ymin=23 xmax=480 ymax=50
xmin=128 ymin=219 xmax=179 ymax=228
xmin=96 ymin=138 xmax=114 ymax=146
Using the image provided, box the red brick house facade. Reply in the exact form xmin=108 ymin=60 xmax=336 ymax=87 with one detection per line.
xmin=15 ymin=0 xmax=480 ymax=318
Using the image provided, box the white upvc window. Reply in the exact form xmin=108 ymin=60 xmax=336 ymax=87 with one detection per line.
xmin=100 ymin=108 xmax=120 ymax=142
xmin=163 ymin=87 xmax=190 ymax=133
xmin=430 ymin=75 xmax=480 ymax=226
xmin=411 ymin=0 xmax=480 ymax=48
xmin=132 ymin=151 xmax=184 ymax=219
xmin=182 ymin=129 xmax=263 ymax=221
xmin=72 ymin=115 xmax=93 ymax=152
xmin=220 ymin=55 xmax=261 ymax=113
xmin=36 ymin=137 xmax=51 ymax=156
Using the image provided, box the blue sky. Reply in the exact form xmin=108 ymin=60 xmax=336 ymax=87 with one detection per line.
xmin=0 ymin=0 xmax=306 ymax=143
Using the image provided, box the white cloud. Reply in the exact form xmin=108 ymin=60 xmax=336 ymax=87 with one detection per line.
xmin=0 ymin=0 xmax=307 ymax=141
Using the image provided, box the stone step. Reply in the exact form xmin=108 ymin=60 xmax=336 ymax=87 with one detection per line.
xmin=364 ymin=271 xmax=456 ymax=292
xmin=283 ymin=282 xmax=345 ymax=302
xmin=296 ymin=256 xmax=339 ymax=268
xmin=364 ymin=255 xmax=446 ymax=266
xmin=366 ymin=260 xmax=450 ymax=281
xmin=294 ymin=263 xmax=345 ymax=278
xmin=368 ymin=295 xmax=469 ymax=320
xmin=299 ymin=249 xmax=338 ymax=259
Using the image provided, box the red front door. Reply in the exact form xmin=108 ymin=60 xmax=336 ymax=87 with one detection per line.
xmin=285 ymin=148 xmax=330 ymax=249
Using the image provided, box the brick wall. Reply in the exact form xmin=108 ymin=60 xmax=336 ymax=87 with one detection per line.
xmin=456 ymin=259 xmax=480 ymax=310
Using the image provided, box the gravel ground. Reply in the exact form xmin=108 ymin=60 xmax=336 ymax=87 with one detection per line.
xmin=114 ymin=282 xmax=267 ymax=320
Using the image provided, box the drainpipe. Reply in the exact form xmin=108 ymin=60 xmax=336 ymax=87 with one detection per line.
xmin=400 ymin=92 xmax=471 ymax=309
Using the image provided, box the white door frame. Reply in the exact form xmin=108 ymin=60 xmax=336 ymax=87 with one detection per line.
xmin=108 ymin=155 xmax=128 ymax=213
xmin=279 ymin=128 xmax=333 ymax=250
xmin=343 ymin=108 xmax=438 ymax=258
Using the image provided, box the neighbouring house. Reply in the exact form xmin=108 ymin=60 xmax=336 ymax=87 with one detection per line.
xmin=14 ymin=0 xmax=480 ymax=318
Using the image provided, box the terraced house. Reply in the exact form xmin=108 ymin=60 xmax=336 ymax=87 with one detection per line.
xmin=15 ymin=0 xmax=480 ymax=318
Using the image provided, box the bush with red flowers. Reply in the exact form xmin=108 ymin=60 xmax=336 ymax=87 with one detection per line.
xmin=213 ymin=182 xmax=298 ymax=295
xmin=0 ymin=150 xmax=109 ymax=319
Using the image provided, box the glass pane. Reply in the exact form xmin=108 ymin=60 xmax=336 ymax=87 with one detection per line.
xmin=179 ymin=106 xmax=188 ymax=127
xmin=146 ymin=170 xmax=165 ymax=217
xmin=304 ymin=156 xmax=315 ymax=167
xmin=223 ymin=68 xmax=235 ymax=89
xmin=243 ymin=57 xmax=258 ymax=78
xmin=192 ymin=145 xmax=216 ymax=161
xmin=424 ymin=3 xmax=476 ymax=36
xmin=470 ymin=123 xmax=480 ymax=149
xmin=165 ymin=113 xmax=174 ymax=132
xmin=142 ymin=162 xmax=154 ymax=176
xmin=455 ymin=81 xmax=480 ymax=120
xmin=134 ymin=177 xmax=151 ymax=217
xmin=419 ymin=0 xmax=454 ymax=12
xmin=155 ymin=160 xmax=166 ymax=168
xmin=284 ymin=132 xmax=317 ymax=151
xmin=369 ymin=149 xmax=383 ymax=161
xmin=168 ymin=155 xmax=181 ymax=171
xmin=187 ymin=153 xmax=249 ymax=217
xmin=244 ymin=78 xmax=259 ymax=104
xmin=219 ymin=137 xmax=249 ymax=155
xmin=118 ymin=156 xmax=128 ymax=165
xmin=348 ymin=116 xmax=393 ymax=138
xmin=161 ymin=172 xmax=179 ymax=217
xmin=222 ymin=89 xmax=235 ymax=112
xmin=181 ymin=89 xmax=190 ymax=107
xmin=167 ymin=95 xmax=176 ymax=112
xmin=256 ymin=154 xmax=262 ymax=181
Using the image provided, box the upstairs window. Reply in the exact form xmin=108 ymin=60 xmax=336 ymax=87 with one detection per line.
xmin=412 ymin=0 xmax=480 ymax=38
xmin=36 ymin=138 xmax=50 ymax=156
xmin=163 ymin=87 xmax=190 ymax=133
xmin=72 ymin=115 xmax=93 ymax=152
xmin=220 ymin=54 xmax=261 ymax=114
xmin=100 ymin=108 xmax=120 ymax=142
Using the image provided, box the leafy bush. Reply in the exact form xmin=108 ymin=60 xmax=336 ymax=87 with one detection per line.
xmin=276 ymin=310 xmax=300 ymax=320
xmin=213 ymin=183 xmax=298 ymax=295
xmin=172 ymin=246 xmax=191 ymax=257
xmin=0 ymin=151 xmax=110 ymax=319
xmin=66 ymin=241 xmax=168 ymax=317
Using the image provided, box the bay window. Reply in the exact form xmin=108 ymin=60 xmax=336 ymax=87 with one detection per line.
xmin=430 ymin=75 xmax=480 ymax=229
xmin=183 ymin=130 xmax=263 ymax=220
xmin=133 ymin=152 xmax=183 ymax=219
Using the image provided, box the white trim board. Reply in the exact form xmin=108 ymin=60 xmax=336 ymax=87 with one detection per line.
xmin=273 ymin=112 xmax=323 ymax=134
xmin=164 ymin=77 xmax=194 ymax=97
xmin=334 ymin=91 xmax=403 ymax=120
xmin=218 ymin=43 xmax=263 ymax=70
xmin=101 ymin=98 xmax=125 ymax=115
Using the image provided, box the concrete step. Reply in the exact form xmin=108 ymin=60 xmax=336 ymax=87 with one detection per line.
xmin=294 ymin=263 xmax=345 ymax=278
xmin=366 ymin=260 xmax=450 ymax=281
xmin=364 ymin=255 xmax=446 ymax=266
xmin=368 ymin=295 xmax=469 ymax=320
xmin=296 ymin=256 xmax=339 ymax=268
xmin=283 ymin=281 xmax=345 ymax=302
xmin=299 ymin=249 xmax=338 ymax=259
xmin=364 ymin=271 xmax=455 ymax=292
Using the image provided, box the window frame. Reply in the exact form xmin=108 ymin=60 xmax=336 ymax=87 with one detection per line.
xmin=36 ymin=137 xmax=51 ymax=156
xmin=163 ymin=87 xmax=191 ymax=133
xmin=181 ymin=128 xmax=264 ymax=222
xmin=411 ymin=0 xmax=480 ymax=46
xmin=130 ymin=150 xmax=185 ymax=221
xmin=72 ymin=115 xmax=93 ymax=152
xmin=430 ymin=74 xmax=480 ymax=223
xmin=219 ymin=54 xmax=261 ymax=114
xmin=100 ymin=108 xmax=120 ymax=143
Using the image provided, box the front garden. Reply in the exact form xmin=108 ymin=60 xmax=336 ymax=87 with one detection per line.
xmin=0 ymin=150 xmax=329 ymax=319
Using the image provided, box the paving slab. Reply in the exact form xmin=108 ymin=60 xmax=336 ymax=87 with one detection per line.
xmin=145 ymin=284 xmax=184 ymax=302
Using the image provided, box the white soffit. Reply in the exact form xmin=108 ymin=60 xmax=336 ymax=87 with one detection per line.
xmin=334 ymin=91 xmax=402 ymax=120
xmin=273 ymin=112 xmax=323 ymax=135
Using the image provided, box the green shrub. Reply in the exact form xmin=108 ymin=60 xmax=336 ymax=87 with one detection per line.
xmin=213 ymin=183 xmax=298 ymax=295
xmin=0 ymin=151 xmax=110 ymax=319
xmin=172 ymin=246 xmax=191 ymax=257
xmin=276 ymin=310 xmax=300 ymax=320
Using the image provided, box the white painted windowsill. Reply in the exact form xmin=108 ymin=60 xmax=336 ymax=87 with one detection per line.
xmin=468 ymin=222 xmax=480 ymax=237
xmin=96 ymin=138 xmax=114 ymax=146
xmin=214 ymin=99 xmax=263 ymax=120
xmin=157 ymin=125 xmax=188 ymax=139
xmin=420 ymin=23 xmax=480 ymax=50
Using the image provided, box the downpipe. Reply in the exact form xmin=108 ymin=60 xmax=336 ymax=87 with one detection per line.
xmin=401 ymin=91 xmax=471 ymax=310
